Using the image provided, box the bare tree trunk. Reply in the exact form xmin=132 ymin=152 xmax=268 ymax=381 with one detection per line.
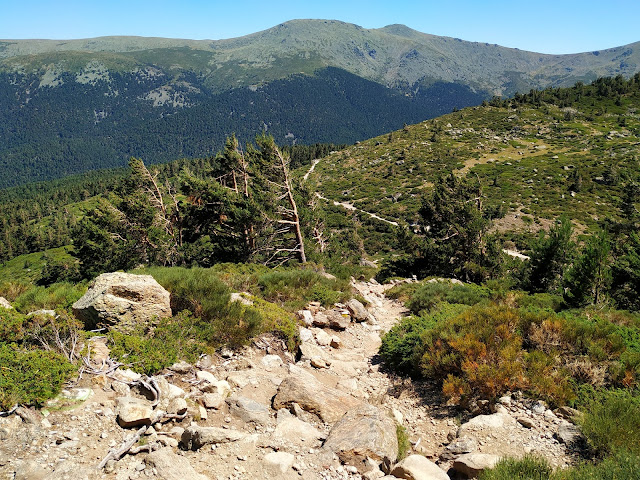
xmin=276 ymin=149 xmax=306 ymax=263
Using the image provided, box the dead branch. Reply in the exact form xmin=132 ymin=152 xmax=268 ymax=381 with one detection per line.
xmin=97 ymin=405 xmax=188 ymax=469
xmin=98 ymin=424 xmax=148 ymax=469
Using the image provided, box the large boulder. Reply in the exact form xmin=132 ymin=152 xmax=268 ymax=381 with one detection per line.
xmin=323 ymin=404 xmax=398 ymax=473
xmin=272 ymin=366 xmax=361 ymax=423
xmin=72 ymin=272 xmax=171 ymax=332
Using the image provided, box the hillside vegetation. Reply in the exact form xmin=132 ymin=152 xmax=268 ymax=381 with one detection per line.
xmin=307 ymin=74 xmax=640 ymax=246
xmin=2 ymin=75 xmax=640 ymax=478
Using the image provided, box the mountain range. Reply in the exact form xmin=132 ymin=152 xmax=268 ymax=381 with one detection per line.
xmin=1 ymin=19 xmax=639 ymax=187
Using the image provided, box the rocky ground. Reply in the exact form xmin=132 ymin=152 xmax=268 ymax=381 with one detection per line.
xmin=0 ymin=280 xmax=586 ymax=480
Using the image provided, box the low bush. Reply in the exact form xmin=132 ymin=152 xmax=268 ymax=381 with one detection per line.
xmin=479 ymin=456 xmax=552 ymax=480
xmin=245 ymin=296 xmax=300 ymax=352
xmin=554 ymin=450 xmax=640 ymax=480
xmin=0 ymin=343 xmax=76 ymax=410
xmin=0 ymin=308 xmax=27 ymax=343
xmin=382 ymin=280 xmax=640 ymax=406
xmin=380 ymin=303 xmax=469 ymax=376
xmin=579 ymin=390 xmax=640 ymax=456
xmin=405 ymin=281 xmax=490 ymax=315
xmin=396 ymin=425 xmax=410 ymax=461
xmin=12 ymin=282 xmax=86 ymax=313
xmin=481 ymin=452 xmax=640 ymax=480
xmin=257 ymin=268 xmax=351 ymax=310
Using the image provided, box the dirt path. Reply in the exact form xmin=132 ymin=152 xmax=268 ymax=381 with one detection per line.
xmin=0 ymin=280 xmax=581 ymax=480
xmin=315 ymin=193 xmax=399 ymax=226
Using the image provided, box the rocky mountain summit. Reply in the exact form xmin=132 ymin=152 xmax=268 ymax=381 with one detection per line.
xmin=0 ymin=278 xmax=585 ymax=479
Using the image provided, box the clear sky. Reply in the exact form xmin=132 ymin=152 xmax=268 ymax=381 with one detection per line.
xmin=1 ymin=0 xmax=638 ymax=54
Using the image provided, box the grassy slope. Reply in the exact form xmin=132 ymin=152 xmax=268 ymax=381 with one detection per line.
xmin=305 ymin=84 xmax=640 ymax=248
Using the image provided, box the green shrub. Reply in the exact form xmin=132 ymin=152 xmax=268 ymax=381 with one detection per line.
xmin=0 ymin=308 xmax=27 ymax=343
xmin=108 ymin=329 xmax=182 ymax=375
xmin=555 ymin=450 xmax=640 ymax=480
xmin=479 ymin=456 xmax=552 ymax=480
xmin=12 ymin=282 xmax=86 ymax=312
xmin=245 ymin=296 xmax=300 ymax=352
xmin=380 ymin=303 xmax=469 ymax=376
xmin=406 ymin=281 xmax=490 ymax=315
xmin=396 ymin=425 xmax=410 ymax=461
xmin=0 ymin=343 xmax=76 ymax=410
xmin=257 ymin=269 xmax=350 ymax=310
xmin=579 ymin=390 xmax=640 ymax=456
xmin=140 ymin=266 xmax=231 ymax=318
xmin=140 ymin=266 xmax=265 ymax=348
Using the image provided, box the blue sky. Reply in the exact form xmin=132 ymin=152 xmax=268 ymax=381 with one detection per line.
xmin=1 ymin=0 xmax=638 ymax=54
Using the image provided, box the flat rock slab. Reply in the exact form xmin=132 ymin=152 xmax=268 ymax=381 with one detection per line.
xmin=116 ymin=397 xmax=153 ymax=428
xmin=272 ymin=367 xmax=362 ymax=424
xmin=0 ymin=296 xmax=13 ymax=309
xmin=457 ymin=412 xmax=517 ymax=438
xmin=226 ymin=395 xmax=271 ymax=425
xmin=274 ymin=411 xmax=325 ymax=445
xmin=452 ymin=453 xmax=501 ymax=477
xmin=145 ymin=447 xmax=209 ymax=480
xmin=72 ymin=272 xmax=171 ymax=333
xmin=323 ymin=404 xmax=398 ymax=473
xmin=390 ymin=455 xmax=450 ymax=480
xmin=181 ymin=425 xmax=246 ymax=450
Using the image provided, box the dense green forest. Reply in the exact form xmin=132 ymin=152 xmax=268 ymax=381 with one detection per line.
xmin=0 ymin=142 xmax=345 ymax=264
xmin=0 ymin=66 xmax=485 ymax=188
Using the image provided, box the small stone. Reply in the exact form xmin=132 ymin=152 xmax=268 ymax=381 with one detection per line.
xmin=391 ymin=455 xmax=449 ymax=480
xmin=299 ymin=327 xmax=314 ymax=343
xmin=310 ymin=357 xmax=329 ymax=369
xmin=392 ymin=409 xmax=403 ymax=425
xmin=203 ymin=393 xmax=225 ymax=409
xmin=453 ymin=453 xmax=501 ymax=477
xmin=198 ymin=405 xmax=208 ymax=421
xmin=169 ymin=360 xmax=192 ymax=374
xmin=518 ymin=417 xmax=535 ymax=429
xmin=116 ymin=397 xmax=153 ymax=428
xmin=261 ymin=354 xmax=283 ymax=370
xmin=298 ymin=310 xmax=314 ymax=326
xmin=196 ymin=371 xmax=217 ymax=384
xmin=532 ymin=401 xmax=547 ymax=415
xmin=264 ymin=452 xmax=295 ymax=474
xmin=313 ymin=328 xmax=332 ymax=346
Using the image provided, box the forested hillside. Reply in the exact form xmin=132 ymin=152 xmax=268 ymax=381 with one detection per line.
xmin=2 ymin=19 xmax=639 ymax=187
xmin=0 ymin=67 xmax=483 ymax=188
